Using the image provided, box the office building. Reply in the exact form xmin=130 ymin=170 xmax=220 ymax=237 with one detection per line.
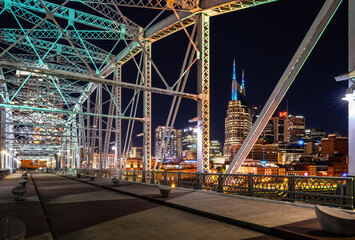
xmin=224 ymin=61 xmax=252 ymax=158
xmin=154 ymin=126 xmax=178 ymax=159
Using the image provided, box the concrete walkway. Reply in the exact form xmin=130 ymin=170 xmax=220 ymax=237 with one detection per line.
xmin=0 ymin=172 xmax=281 ymax=240
xmin=64 ymin=173 xmax=355 ymax=240
xmin=0 ymin=172 xmax=52 ymax=240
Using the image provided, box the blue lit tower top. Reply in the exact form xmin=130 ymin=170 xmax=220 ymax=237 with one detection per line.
xmin=241 ymin=69 xmax=245 ymax=92
xmin=231 ymin=59 xmax=238 ymax=101
xmin=231 ymin=60 xmax=247 ymax=101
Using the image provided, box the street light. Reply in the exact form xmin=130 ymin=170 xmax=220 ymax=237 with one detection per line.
xmin=342 ymin=88 xmax=355 ymax=101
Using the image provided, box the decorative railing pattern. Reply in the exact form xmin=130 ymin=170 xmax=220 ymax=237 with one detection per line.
xmin=64 ymin=168 xmax=354 ymax=209
xmin=0 ymin=169 xmax=15 ymax=177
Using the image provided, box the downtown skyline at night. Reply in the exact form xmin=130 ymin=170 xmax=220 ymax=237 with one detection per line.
xmin=125 ymin=0 xmax=349 ymax=147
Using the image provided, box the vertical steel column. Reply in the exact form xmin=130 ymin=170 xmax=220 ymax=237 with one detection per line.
xmin=87 ymin=95 xmax=91 ymax=168
xmin=226 ymin=0 xmax=343 ymax=174
xmin=143 ymin=41 xmax=152 ymax=172
xmin=348 ymin=0 xmax=355 ymax=175
xmin=197 ymin=14 xmax=210 ymax=173
xmin=0 ymin=68 xmax=14 ymax=169
xmin=0 ymin=69 xmax=6 ymax=169
xmin=98 ymin=85 xmax=103 ymax=169
xmin=114 ymin=63 xmax=122 ymax=176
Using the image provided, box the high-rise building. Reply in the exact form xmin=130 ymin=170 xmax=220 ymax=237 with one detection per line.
xmin=154 ymin=126 xmax=178 ymax=159
xmin=305 ymin=128 xmax=327 ymax=142
xmin=272 ymin=112 xmax=305 ymax=143
xmin=210 ymin=140 xmax=222 ymax=157
xmin=176 ymin=129 xmax=183 ymax=158
xmin=182 ymin=126 xmax=197 ymax=151
xmin=224 ymin=60 xmax=252 ymax=159
xmin=273 ymin=111 xmax=288 ymax=143
xmin=251 ymin=105 xmax=261 ymax=123
xmin=288 ymin=115 xmax=306 ymax=142
xmin=259 ymin=119 xmax=274 ymax=144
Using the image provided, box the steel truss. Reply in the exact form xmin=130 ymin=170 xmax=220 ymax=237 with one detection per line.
xmin=1 ymin=0 xmax=342 ymax=178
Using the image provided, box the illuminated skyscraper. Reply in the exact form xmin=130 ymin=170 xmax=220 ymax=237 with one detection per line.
xmin=288 ymin=115 xmax=306 ymax=142
xmin=273 ymin=112 xmax=288 ymax=143
xmin=154 ymin=126 xmax=178 ymax=159
xmin=224 ymin=60 xmax=252 ymax=159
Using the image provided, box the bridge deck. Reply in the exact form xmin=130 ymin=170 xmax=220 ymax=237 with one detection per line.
xmin=0 ymin=172 xmax=353 ymax=240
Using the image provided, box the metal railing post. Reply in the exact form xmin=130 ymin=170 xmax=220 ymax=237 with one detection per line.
xmin=217 ymin=173 xmax=223 ymax=193
xmin=194 ymin=172 xmax=201 ymax=190
xmin=150 ymin=171 xmax=155 ymax=184
xmin=178 ymin=171 xmax=181 ymax=187
xmin=248 ymin=173 xmax=254 ymax=196
xmin=288 ymin=174 xmax=295 ymax=201
xmin=163 ymin=170 xmax=167 ymax=185
xmin=346 ymin=175 xmax=355 ymax=209
xmin=142 ymin=170 xmax=146 ymax=183
xmin=133 ymin=171 xmax=136 ymax=182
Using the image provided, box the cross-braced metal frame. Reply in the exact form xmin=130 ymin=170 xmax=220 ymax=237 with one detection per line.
xmin=0 ymin=0 xmax=350 ymax=177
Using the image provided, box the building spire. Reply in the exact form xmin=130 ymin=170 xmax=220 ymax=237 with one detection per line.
xmin=231 ymin=59 xmax=238 ymax=101
xmin=241 ymin=69 xmax=245 ymax=91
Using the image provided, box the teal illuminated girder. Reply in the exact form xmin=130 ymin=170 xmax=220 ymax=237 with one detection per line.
xmin=0 ymin=0 xmax=134 ymax=34
xmin=0 ymin=36 xmax=108 ymax=62
xmin=1 ymin=29 xmax=128 ymax=40
xmin=0 ymin=0 xmax=279 ymax=171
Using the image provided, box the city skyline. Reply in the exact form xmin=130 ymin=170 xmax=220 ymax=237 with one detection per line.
xmin=122 ymin=0 xmax=349 ymax=147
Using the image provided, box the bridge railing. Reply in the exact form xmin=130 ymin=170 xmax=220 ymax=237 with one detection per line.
xmin=70 ymin=168 xmax=354 ymax=209
xmin=0 ymin=169 xmax=15 ymax=177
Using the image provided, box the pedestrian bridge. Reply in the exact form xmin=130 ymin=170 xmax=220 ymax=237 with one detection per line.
xmin=0 ymin=171 xmax=353 ymax=239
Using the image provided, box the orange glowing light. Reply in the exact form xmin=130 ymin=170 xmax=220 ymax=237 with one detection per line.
xmin=171 ymin=184 xmax=175 ymax=188
xmin=279 ymin=111 xmax=288 ymax=118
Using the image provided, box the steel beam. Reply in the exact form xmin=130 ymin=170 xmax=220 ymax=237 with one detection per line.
xmin=1 ymin=29 xmax=127 ymax=40
xmin=348 ymin=0 xmax=355 ymax=175
xmin=2 ymin=0 xmax=129 ymax=34
xmin=226 ymin=0 xmax=343 ymax=174
xmin=0 ymin=61 xmax=199 ymax=100
xmin=0 ymin=103 xmax=143 ymax=121
xmin=114 ymin=63 xmax=121 ymax=175
xmin=196 ymin=13 xmax=210 ymax=173
xmin=143 ymin=41 xmax=152 ymax=172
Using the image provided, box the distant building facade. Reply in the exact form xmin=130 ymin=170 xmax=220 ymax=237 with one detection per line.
xmin=229 ymin=140 xmax=278 ymax=164
xmin=321 ymin=134 xmax=348 ymax=157
xmin=278 ymin=142 xmax=305 ymax=164
xmin=210 ymin=140 xmax=222 ymax=157
xmin=305 ymin=128 xmax=327 ymax=142
xmin=154 ymin=126 xmax=178 ymax=159
xmin=288 ymin=115 xmax=305 ymax=142
xmin=259 ymin=119 xmax=274 ymax=144
xmin=273 ymin=111 xmax=288 ymax=143
xmin=182 ymin=126 xmax=197 ymax=151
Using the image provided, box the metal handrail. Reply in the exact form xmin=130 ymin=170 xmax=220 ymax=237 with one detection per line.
xmin=68 ymin=168 xmax=354 ymax=209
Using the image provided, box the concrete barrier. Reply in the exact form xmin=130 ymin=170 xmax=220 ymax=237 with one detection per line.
xmin=18 ymin=179 xmax=27 ymax=188
xmin=159 ymin=185 xmax=172 ymax=197
xmin=0 ymin=216 xmax=26 ymax=240
xmin=112 ymin=178 xmax=119 ymax=186
xmin=315 ymin=204 xmax=355 ymax=236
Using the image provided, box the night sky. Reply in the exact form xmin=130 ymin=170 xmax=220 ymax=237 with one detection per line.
xmin=124 ymin=0 xmax=349 ymax=146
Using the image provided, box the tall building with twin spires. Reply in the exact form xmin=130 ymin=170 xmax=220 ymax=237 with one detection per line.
xmin=224 ymin=60 xmax=252 ymax=160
